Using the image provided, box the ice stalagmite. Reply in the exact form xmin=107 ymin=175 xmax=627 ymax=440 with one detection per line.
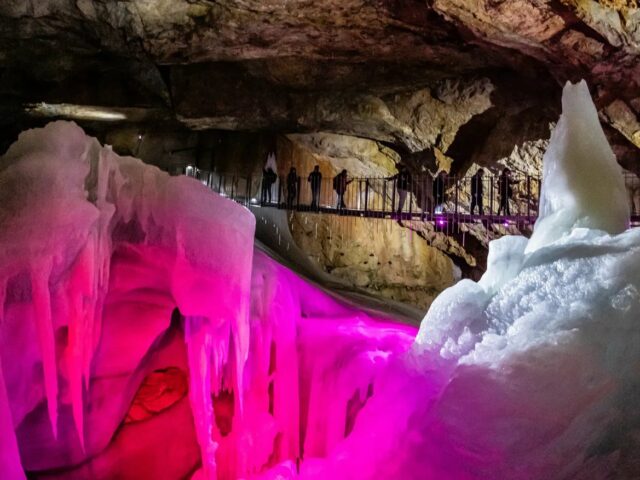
xmin=526 ymin=80 xmax=629 ymax=253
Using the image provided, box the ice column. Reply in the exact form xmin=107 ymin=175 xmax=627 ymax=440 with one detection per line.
xmin=526 ymin=80 xmax=629 ymax=253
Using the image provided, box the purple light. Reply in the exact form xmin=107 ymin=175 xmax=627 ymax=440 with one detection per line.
xmin=437 ymin=218 xmax=445 ymax=226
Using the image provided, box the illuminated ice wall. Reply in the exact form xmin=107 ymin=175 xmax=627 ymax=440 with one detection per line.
xmin=2 ymin=80 xmax=640 ymax=480
xmin=0 ymin=122 xmax=257 ymax=478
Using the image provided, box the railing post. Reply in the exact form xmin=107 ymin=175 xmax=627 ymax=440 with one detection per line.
xmin=391 ymin=180 xmax=397 ymax=217
xmin=489 ymin=177 xmax=494 ymax=217
xmin=454 ymin=176 xmax=459 ymax=215
xmin=297 ymin=176 xmax=301 ymax=209
xmin=526 ymin=175 xmax=531 ymax=222
xmin=537 ymin=176 xmax=541 ymax=216
xmin=277 ymin=176 xmax=282 ymax=207
xmin=364 ymin=179 xmax=370 ymax=213
xmin=382 ymin=179 xmax=387 ymax=215
xmin=246 ymin=174 xmax=251 ymax=205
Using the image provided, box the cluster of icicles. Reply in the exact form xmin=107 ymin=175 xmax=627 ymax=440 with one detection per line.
xmin=0 ymin=121 xmax=255 ymax=479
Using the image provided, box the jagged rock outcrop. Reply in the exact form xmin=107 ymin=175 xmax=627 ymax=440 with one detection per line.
xmin=0 ymin=1 xmax=638 ymax=158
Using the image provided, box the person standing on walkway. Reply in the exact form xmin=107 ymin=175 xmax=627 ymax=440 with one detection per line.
xmin=261 ymin=167 xmax=277 ymax=205
xmin=470 ymin=168 xmax=485 ymax=215
xmin=308 ymin=165 xmax=322 ymax=209
xmin=433 ymin=171 xmax=447 ymax=212
xmin=389 ymin=165 xmax=412 ymax=216
xmin=333 ymin=169 xmax=353 ymax=209
xmin=497 ymin=167 xmax=519 ymax=215
xmin=286 ymin=167 xmax=299 ymax=209
xmin=418 ymin=172 xmax=434 ymax=220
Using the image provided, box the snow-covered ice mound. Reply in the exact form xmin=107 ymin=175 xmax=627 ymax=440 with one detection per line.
xmin=290 ymin=81 xmax=640 ymax=479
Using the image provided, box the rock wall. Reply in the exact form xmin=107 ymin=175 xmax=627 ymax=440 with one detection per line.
xmin=289 ymin=213 xmax=458 ymax=310
xmin=278 ymin=134 xmax=459 ymax=310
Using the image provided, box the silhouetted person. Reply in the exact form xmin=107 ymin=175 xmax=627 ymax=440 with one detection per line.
xmin=497 ymin=167 xmax=520 ymax=215
xmin=333 ymin=169 xmax=353 ymax=209
xmin=628 ymin=173 xmax=640 ymax=215
xmin=286 ymin=167 xmax=299 ymax=209
xmin=470 ymin=168 xmax=485 ymax=215
xmin=261 ymin=167 xmax=277 ymax=204
xmin=308 ymin=165 xmax=322 ymax=209
xmin=418 ymin=173 xmax=434 ymax=220
xmin=433 ymin=171 xmax=447 ymax=212
xmin=389 ymin=166 xmax=412 ymax=217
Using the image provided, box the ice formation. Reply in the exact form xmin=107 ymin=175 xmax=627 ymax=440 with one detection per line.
xmin=0 ymin=121 xmax=412 ymax=479
xmin=307 ymin=80 xmax=640 ymax=478
xmin=2 ymin=79 xmax=640 ymax=479
xmin=526 ymin=80 xmax=629 ymax=253
xmin=0 ymin=122 xmax=256 ymax=478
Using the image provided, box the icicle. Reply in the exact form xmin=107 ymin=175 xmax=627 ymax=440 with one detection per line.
xmin=0 ymin=354 xmax=25 ymax=480
xmin=30 ymin=263 xmax=58 ymax=438
xmin=0 ymin=277 xmax=5 ymax=328
xmin=87 ymin=149 xmax=114 ymax=388
xmin=231 ymin=281 xmax=251 ymax=420
xmin=185 ymin=316 xmax=218 ymax=480
xmin=65 ymin=236 xmax=101 ymax=452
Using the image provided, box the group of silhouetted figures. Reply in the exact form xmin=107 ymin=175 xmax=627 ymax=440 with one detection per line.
xmin=261 ymin=164 xmax=521 ymax=216
xmin=470 ymin=167 xmax=521 ymax=215
xmin=261 ymin=164 xmax=353 ymax=210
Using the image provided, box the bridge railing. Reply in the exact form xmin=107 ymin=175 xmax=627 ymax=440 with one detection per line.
xmin=184 ymin=165 xmax=640 ymax=223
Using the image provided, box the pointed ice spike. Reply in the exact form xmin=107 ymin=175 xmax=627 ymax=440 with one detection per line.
xmin=526 ymin=80 xmax=629 ymax=253
xmin=65 ymin=237 xmax=102 ymax=452
xmin=0 ymin=354 xmax=26 ymax=480
xmin=185 ymin=316 xmax=217 ymax=480
xmin=30 ymin=266 xmax=59 ymax=438
xmin=231 ymin=306 xmax=250 ymax=416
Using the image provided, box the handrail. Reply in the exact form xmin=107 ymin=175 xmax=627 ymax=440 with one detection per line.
xmin=184 ymin=165 xmax=640 ymax=227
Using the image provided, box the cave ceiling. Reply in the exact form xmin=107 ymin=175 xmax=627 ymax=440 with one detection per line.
xmin=0 ymin=0 xmax=638 ymax=163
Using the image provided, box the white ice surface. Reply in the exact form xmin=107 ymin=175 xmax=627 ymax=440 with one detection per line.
xmin=526 ymin=80 xmax=629 ymax=253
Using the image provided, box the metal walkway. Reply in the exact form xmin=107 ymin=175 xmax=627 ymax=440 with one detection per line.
xmin=185 ymin=166 xmax=640 ymax=229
